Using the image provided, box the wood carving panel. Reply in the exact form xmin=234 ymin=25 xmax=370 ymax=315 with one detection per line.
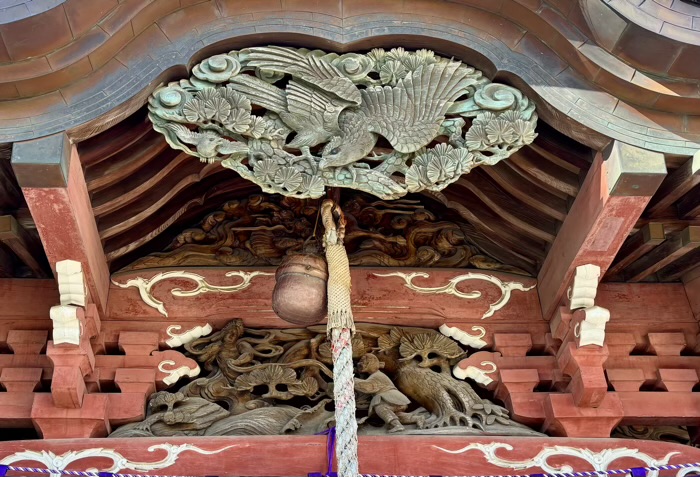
xmin=110 ymin=319 xmax=542 ymax=438
xmin=148 ymin=46 xmax=538 ymax=200
xmin=124 ymin=192 xmax=528 ymax=274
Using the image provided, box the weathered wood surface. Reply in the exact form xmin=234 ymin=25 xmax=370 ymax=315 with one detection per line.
xmin=683 ymin=266 xmax=700 ymax=321
xmin=15 ymin=136 xmax=110 ymax=314
xmin=0 ymin=215 xmax=48 ymax=278
xmin=0 ymin=436 xmax=699 ymax=476
xmin=605 ymin=223 xmax=665 ymax=278
xmin=647 ymin=152 xmax=700 ymax=217
xmin=101 ymin=267 xmax=700 ymax=351
xmin=108 ymin=268 xmax=540 ymax=325
xmin=0 ymin=279 xmax=57 ymax=321
xmin=624 ymin=226 xmax=700 ymax=282
xmin=537 ymin=143 xmax=666 ymax=321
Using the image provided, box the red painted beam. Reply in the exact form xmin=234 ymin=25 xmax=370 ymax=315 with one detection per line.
xmin=683 ymin=266 xmax=700 ymax=322
xmin=108 ymin=268 xmax=540 ymax=325
xmin=538 ymin=141 xmax=666 ymax=321
xmin=0 ymin=279 xmax=57 ymax=322
xmin=0 ymin=435 xmax=698 ymax=476
xmin=12 ymin=133 xmax=110 ymax=315
xmin=618 ymin=392 xmax=700 ymax=425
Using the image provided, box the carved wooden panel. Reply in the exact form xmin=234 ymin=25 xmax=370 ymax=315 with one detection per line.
xmin=108 ymin=319 xmax=542 ymax=438
xmin=123 ymin=192 xmax=530 ymax=275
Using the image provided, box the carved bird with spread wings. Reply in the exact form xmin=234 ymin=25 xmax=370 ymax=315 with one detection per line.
xmin=230 ymin=46 xmax=477 ymax=172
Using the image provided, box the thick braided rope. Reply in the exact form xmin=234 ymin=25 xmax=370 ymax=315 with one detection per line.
xmin=331 ymin=327 xmax=359 ymax=477
xmin=326 ymin=243 xmax=355 ymax=332
xmin=322 ymin=199 xmax=359 ymax=477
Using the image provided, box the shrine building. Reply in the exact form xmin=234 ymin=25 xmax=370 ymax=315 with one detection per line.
xmin=0 ymin=1 xmax=699 ymax=476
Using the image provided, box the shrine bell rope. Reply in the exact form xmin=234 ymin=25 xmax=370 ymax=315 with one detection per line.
xmin=321 ymin=199 xmax=359 ymax=477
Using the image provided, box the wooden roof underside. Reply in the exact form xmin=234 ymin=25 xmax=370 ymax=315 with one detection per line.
xmin=77 ymin=108 xmax=584 ymax=276
xmin=0 ymin=0 xmax=698 ymax=289
xmin=67 ymin=106 xmax=699 ymax=283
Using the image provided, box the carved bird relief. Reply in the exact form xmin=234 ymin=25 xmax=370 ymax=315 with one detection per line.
xmin=148 ymin=46 xmax=538 ymax=199
xmin=109 ymin=321 xmax=542 ymax=438
xmin=234 ymin=47 xmax=476 ymax=171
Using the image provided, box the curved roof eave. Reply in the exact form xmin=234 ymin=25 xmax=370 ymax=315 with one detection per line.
xmin=0 ymin=0 xmax=697 ymax=155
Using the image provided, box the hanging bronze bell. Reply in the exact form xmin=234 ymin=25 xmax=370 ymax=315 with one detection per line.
xmin=272 ymin=252 xmax=328 ymax=325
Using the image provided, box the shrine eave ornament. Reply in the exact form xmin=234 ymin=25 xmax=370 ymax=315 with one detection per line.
xmin=148 ymin=46 xmax=538 ymax=199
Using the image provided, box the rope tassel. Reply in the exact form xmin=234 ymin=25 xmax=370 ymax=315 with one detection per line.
xmin=322 ymin=199 xmax=359 ymax=477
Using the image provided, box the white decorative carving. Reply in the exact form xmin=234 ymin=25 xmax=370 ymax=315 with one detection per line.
xmin=166 ymin=324 xmax=213 ymax=348
xmin=0 ymin=443 xmax=235 ymax=475
xmin=158 ymin=359 xmax=201 ymax=385
xmin=49 ymin=305 xmax=81 ymax=345
xmin=564 ymin=264 xmax=610 ymax=348
xmin=374 ymin=271 xmax=535 ymax=319
xmin=439 ymin=324 xmax=487 ymax=348
xmin=433 ymin=442 xmax=697 ymax=477
xmin=568 ymin=264 xmax=601 ymax=310
xmin=56 ymin=259 xmax=86 ymax=307
xmin=111 ymin=270 xmax=273 ymax=317
xmin=452 ymin=361 xmax=497 ymax=386
xmin=575 ymin=305 xmax=610 ymax=347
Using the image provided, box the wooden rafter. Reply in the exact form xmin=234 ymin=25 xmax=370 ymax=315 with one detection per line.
xmin=657 ymin=247 xmax=700 ymax=282
xmin=647 ymin=152 xmax=700 ymax=217
xmin=538 ymin=141 xmax=667 ymax=320
xmin=605 ymin=223 xmax=665 ymax=279
xmin=0 ymin=215 xmax=48 ymax=278
xmin=624 ymin=226 xmax=700 ymax=282
xmin=677 ymin=184 xmax=700 ymax=219
xmin=11 ymin=133 xmax=110 ymax=315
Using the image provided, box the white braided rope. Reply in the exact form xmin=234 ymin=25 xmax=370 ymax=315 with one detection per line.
xmin=322 ymin=199 xmax=359 ymax=477
xmin=332 ymin=327 xmax=359 ymax=477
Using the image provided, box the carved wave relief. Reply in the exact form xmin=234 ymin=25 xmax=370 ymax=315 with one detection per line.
xmin=434 ymin=443 xmax=700 ymax=477
xmin=111 ymin=268 xmax=533 ymax=318
xmin=0 ymin=444 xmax=235 ymax=474
xmin=375 ymin=271 xmax=535 ymax=319
xmin=148 ymin=46 xmax=537 ymax=200
xmin=111 ymin=270 xmax=272 ymax=317
xmin=109 ymin=319 xmax=542 ymax=438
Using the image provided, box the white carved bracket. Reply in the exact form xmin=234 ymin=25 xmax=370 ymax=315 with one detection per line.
xmin=452 ymin=361 xmax=497 ymax=386
xmin=439 ymin=324 xmax=487 ymax=349
xmin=51 ymin=260 xmax=92 ymax=347
xmin=166 ymin=324 xmax=213 ymax=348
xmin=567 ymin=264 xmax=600 ymax=310
xmin=567 ymin=264 xmax=609 ymax=348
xmin=575 ymin=305 xmax=611 ymax=347
xmin=49 ymin=305 xmax=83 ymax=346
xmin=56 ymin=260 xmax=87 ymax=307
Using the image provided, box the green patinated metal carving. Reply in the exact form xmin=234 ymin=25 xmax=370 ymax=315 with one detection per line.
xmin=148 ymin=46 xmax=538 ymax=199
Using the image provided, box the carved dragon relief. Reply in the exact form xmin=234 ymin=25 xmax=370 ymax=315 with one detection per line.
xmin=110 ymin=319 xmax=543 ymax=438
xmin=148 ymin=46 xmax=537 ymax=199
xmin=123 ymin=192 xmax=528 ymax=275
